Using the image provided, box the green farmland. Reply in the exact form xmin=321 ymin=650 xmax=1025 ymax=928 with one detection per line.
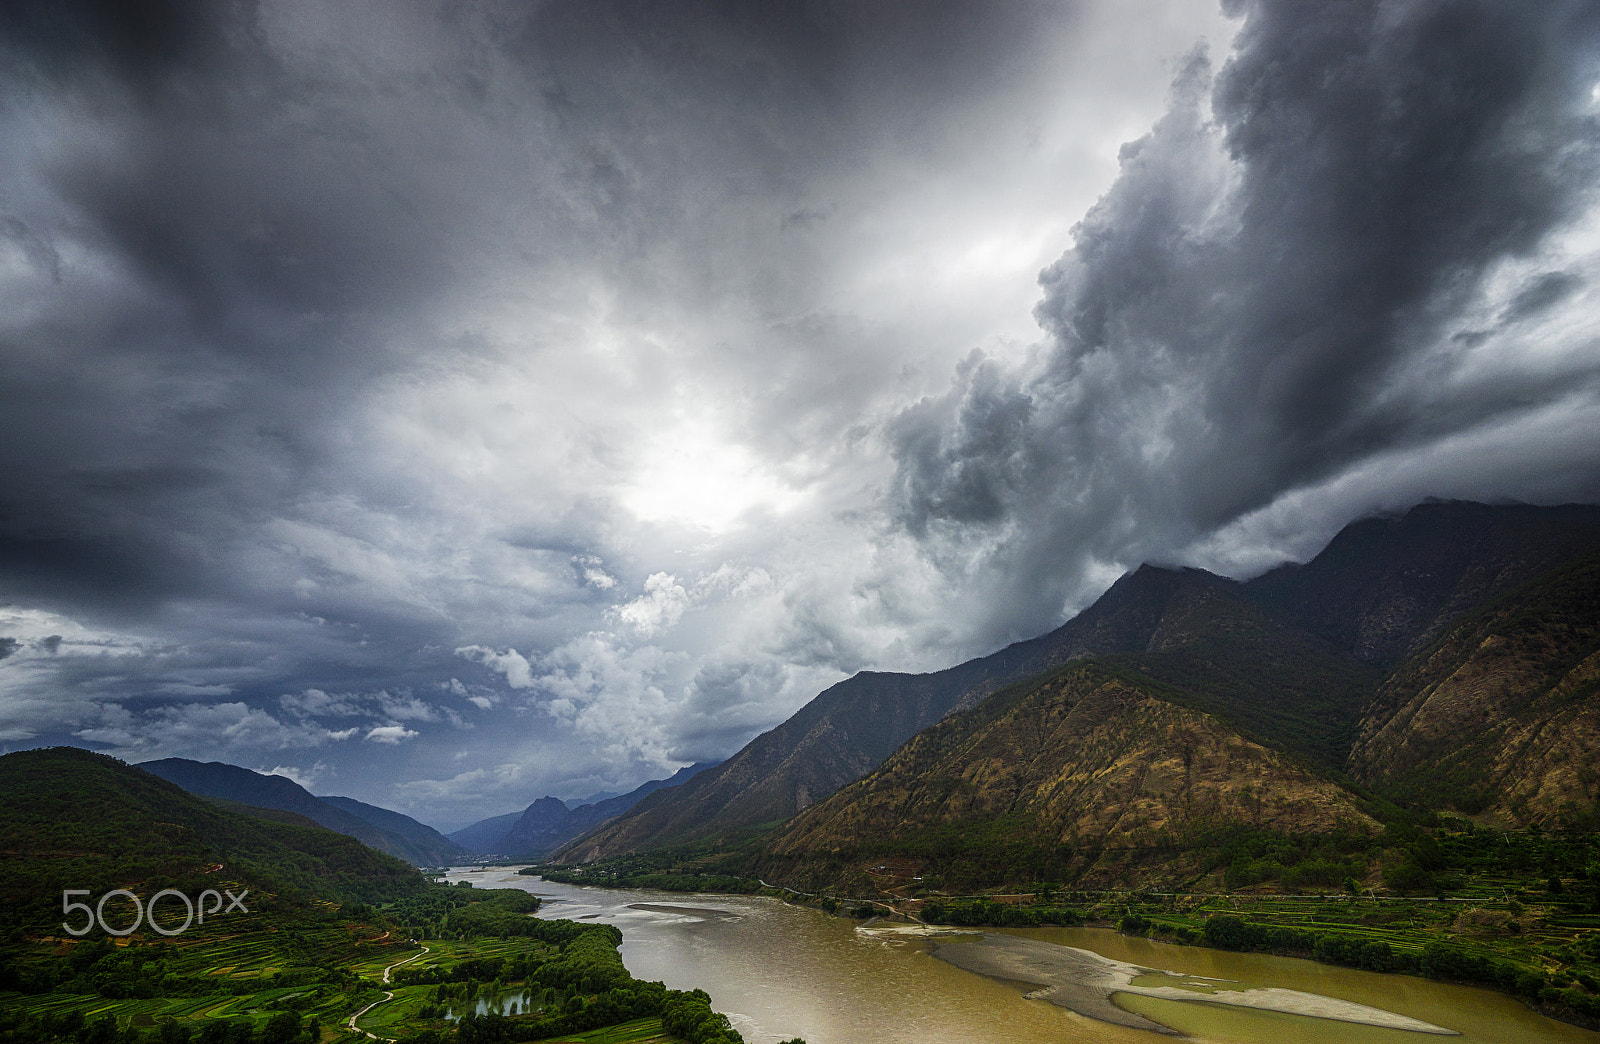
xmin=0 ymin=884 xmax=745 ymax=1044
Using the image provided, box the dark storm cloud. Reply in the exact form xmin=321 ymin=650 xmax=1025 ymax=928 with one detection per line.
xmin=13 ymin=0 xmax=1593 ymax=823
xmin=1503 ymin=271 xmax=1584 ymax=324
xmin=891 ymin=0 xmax=1600 ymax=644
xmin=0 ymin=0 xmax=1080 ymax=622
xmin=0 ymin=3 xmax=452 ymax=624
xmin=7 ymin=0 xmax=1161 ymax=816
xmin=0 ymin=216 xmax=60 ymax=282
xmin=0 ymin=0 xmax=227 ymax=86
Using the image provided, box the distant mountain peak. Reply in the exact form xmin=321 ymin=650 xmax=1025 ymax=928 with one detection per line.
xmin=449 ymin=761 xmax=723 ymax=858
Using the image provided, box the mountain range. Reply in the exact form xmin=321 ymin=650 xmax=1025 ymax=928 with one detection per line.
xmin=27 ymin=500 xmax=1597 ymax=894
xmin=138 ymin=758 xmax=468 ymax=867
xmin=448 ymin=761 xmax=721 ymax=858
xmin=553 ymin=500 xmax=1600 ymax=888
xmin=0 ymin=747 xmax=423 ymax=930
xmin=128 ymin=755 xmax=723 ymax=868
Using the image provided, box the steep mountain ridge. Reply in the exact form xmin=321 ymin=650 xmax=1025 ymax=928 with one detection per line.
xmin=756 ymin=662 xmax=1377 ymax=892
xmin=1348 ymin=552 xmax=1600 ymax=826
xmin=0 ymin=748 xmax=422 ymax=929
xmin=1245 ymin=500 xmax=1600 ymax=663
xmin=560 ymin=500 xmax=1600 ymax=863
xmin=1103 ymin=576 xmax=1383 ymax=766
xmin=317 ymin=794 xmax=468 ymax=865
xmin=556 ymin=566 xmax=1251 ymax=862
xmin=496 ymin=796 xmax=575 ymax=856
xmin=139 ymin=758 xmax=458 ymax=866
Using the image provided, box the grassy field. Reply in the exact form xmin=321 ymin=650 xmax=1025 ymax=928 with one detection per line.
xmin=539 ymin=1017 xmax=675 ymax=1043
xmin=0 ymin=920 xmax=413 ymax=1041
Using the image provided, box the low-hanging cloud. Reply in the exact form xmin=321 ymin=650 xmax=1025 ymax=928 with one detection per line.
xmin=890 ymin=0 xmax=1600 ymax=646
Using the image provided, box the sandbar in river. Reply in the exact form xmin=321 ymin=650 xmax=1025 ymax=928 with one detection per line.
xmin=923 ymin=930 xmax=1456 ymax=1036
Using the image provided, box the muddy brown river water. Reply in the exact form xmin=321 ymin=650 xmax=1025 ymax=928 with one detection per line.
xmin=447 ymin=867 xmax=1599 ymax=1044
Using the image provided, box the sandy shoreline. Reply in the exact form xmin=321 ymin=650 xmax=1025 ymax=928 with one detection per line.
xmin=926 ymin=932 xmax=1458 ymax=1036
xmin=625 ymin=902 xmax=737 ymax=920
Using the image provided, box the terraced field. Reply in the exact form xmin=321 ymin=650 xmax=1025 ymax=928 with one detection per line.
xmin=0 ymin=921 xmax=409 ymax=1040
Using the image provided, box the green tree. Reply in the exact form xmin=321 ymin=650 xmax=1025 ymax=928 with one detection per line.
xmin=259 ymin=1011 xmax=303 ymax=1044
xmin=158 ymin=1022 xmax=193 ymax=1044
xmin=1203 ymin=915 xmax=1251 ymax=950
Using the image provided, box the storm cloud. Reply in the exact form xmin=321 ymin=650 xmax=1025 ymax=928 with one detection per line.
xmin=891 ymin=0 xmax=1600 ymax=645
xmin=1 ymin=0 xmax=1596 ymax=827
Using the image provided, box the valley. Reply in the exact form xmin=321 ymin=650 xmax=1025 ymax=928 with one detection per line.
xmin=530 ymin=503 xmax=1600 ymax=1032
xmin=4 ymin=0 xmax=1597 ymax=1037
xmin=469 ymin=870 xmax=1600 ymax=1044
xmin=5 ymin=500 xmax=1600 ymax=1042
xmin=0 ymin=749 xmax=759 ymax=1044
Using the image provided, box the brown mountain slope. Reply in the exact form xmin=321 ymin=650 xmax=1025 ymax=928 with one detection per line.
xmin=1101 ymin=574 xmax=1381 ymax=767
xmin=1348 ymin=553 xmax=1600 ymax=827
xmin=555 ymin=566 xmax=1258 ymax=862
xmin=754 ymin=662 xmax=1377 ymax=893
xmin=554 ymin=669 xmax=1022 ymax=862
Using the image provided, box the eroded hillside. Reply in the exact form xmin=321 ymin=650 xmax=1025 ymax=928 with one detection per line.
xmin=756 ymin=663 xmax=1377 ymax=892
xmin=1349 ymin=553 xmax=1600 ymax=827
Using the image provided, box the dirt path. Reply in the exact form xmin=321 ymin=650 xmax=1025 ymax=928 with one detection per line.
xmin=384 ymin=946 xmax=429 ymax=984
xmin=347 ymin=945 xmax=430 ymax=1040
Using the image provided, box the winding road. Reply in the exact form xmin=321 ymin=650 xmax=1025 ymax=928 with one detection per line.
xmin=346 ymin=945 xmax=430 ymax=1041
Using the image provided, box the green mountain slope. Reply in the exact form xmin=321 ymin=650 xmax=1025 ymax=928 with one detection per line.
xmin=1098 ymin=568 xmax=1382 ymax=767
xmin=317 ymin=794 xmax=469 ymax=865
xmin=0 ymin=747 xmax=423 ymax=931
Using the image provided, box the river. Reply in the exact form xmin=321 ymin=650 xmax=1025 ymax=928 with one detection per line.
xmin=445 ymin=867 xmax=1598 ymax=1044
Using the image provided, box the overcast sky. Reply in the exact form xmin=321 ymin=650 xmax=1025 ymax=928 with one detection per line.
xmin=2 ymin=0 xmax=1598 ymax=830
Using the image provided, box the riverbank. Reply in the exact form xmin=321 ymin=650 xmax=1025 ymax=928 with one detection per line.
xmin=519 ymin=858 xmax=1600 ymax=1033
xmin=924 ymin=930 xmax=1457 ymax=1035
xmin=919 ymin=891 xmax=1600 ymax=1032
xmin=488 ymin=870 xmax=1600 ymax=1044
